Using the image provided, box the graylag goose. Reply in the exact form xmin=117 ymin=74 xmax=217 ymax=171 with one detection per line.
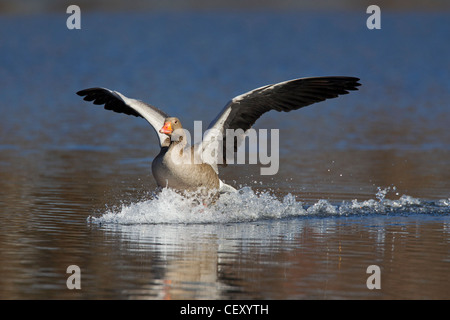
xmin=77 ymin=76 xmax=360 ymax=195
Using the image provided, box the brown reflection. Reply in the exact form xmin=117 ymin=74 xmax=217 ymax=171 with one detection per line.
xmin=93 ymin=217 xmax=450 ymax=299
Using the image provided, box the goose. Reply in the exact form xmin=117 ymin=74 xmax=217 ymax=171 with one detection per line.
xmin=77 ymin=76 xmax=360 ymax=196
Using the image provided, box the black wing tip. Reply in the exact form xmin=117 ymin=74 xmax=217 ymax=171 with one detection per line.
xmin=323 ymin=76 xmax=362 ymax=92
xmin=326 ymin=76 xmax=361 ymax=85
xmin=300 ymin=76 xmax=361 ymax=94
xmin=76 ymin=87 xmax=144 ymax=118
xmin=340 ymin=76 xmax=361 ymax=90
xmin=76 ymin=89 xmax=88 ymax=96
xmin=346 ymin=77 xmax=362 ymax=89
xmin=76 ymin=87 xmax=112 ymax=104
xmin=293 ymin=76 xmax=361 ymax=92
xmin=76 ymin=87 xmax=107 ymax=97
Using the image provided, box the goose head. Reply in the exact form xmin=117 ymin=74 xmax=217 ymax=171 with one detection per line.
xmin=159 ymin=117 xmax=187 ymax=145
xmin=159 ymin=117 xmax=182 ymax=136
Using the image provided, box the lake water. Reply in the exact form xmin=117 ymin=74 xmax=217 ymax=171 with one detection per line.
xmin=0 ymin=10 xmax=449 ymax=300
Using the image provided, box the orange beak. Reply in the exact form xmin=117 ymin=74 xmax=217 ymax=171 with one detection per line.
xmin=159 ymin=121 xmax=173 ymax=135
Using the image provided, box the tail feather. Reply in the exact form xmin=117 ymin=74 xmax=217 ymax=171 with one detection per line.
xmin=219 ymin=180 xmax=237 ymax=194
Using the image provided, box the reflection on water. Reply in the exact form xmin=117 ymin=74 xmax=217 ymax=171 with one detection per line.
xmin=110 ymin=216 xmax=450 ymax=300
xmin=0 ymin=11 xmax=449 ymax=299
xmin=4 ymin=209 xmax=450 ymax=299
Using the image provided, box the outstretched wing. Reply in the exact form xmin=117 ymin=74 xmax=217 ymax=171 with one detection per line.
xmin=76 ymin=88 xmax=169 ymax=147
xmin=203 ymin=76 xmax=361 ymax=168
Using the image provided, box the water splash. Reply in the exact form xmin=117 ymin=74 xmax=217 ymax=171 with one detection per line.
xmin=88 ymin=187 xmax=450 ymax=225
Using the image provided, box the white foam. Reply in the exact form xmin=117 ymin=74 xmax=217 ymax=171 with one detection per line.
xmin=88 ymin=187 xmax=450 ymax=225
xmin=89 ymin=187 xmax=306 ymax=225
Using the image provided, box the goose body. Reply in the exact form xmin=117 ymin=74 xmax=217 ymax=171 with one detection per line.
xmin=152 ymin=145 xmax=220 ymax=192
xmin=77 ymin=76 xmax=360 ymax=195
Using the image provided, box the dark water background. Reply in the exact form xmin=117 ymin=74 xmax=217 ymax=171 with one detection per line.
xmin=0 ymin=9 xmax=449 ymax=299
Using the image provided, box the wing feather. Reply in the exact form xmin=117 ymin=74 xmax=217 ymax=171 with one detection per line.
xmin=77 ymin=88 xmax=169 ymax=147
xmin=203 ymin=76 xmax=361 ymax=166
